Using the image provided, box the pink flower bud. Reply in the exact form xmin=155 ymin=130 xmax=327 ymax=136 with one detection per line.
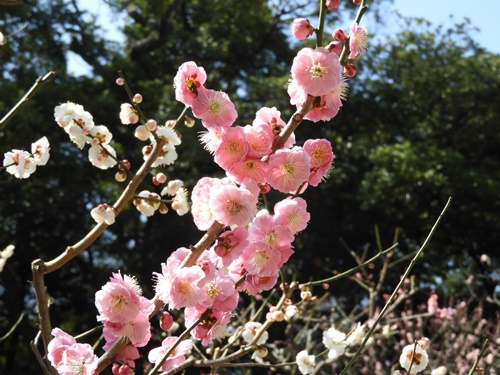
xmin=116 ymin=78 xmax=125 ymax=86
xmin=332 ymin=28 xmax=347 ymax=41
xmin=156 ymin=173 xmax=167 ymax=184
xmin=134 ymin=125 xmax=150 ymax=141
xmin=418 ymin=337 xmax=431 ymax=350
xmin=291 ymin=18 xmax=315 ymax=40
xmin=115 ymin=171 xmax=127 ymax=182
xmin=344 ymin=62 xmax=357 ymax=77
xmin=326 ymin=41 xmax=343 ymax=55
xmin=160 ymin=311 xmax=174 ymax=331
xmin=353 ymin=0 xmax=361 ymax=5
xmin=133 ymin=93 xmax=143 ymax=104
xmin=326 ymin=0 xmax=340 ymax=10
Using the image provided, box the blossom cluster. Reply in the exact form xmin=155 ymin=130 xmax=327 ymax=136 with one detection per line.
xmin=2 ymin=136 xmax=50 ymax=178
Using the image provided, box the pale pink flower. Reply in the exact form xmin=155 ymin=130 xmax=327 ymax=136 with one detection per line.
xmin=226 ymin=158 xmax=269 ymax=184
xmin=214 ymin=126 xmax=248 ymax=171
xmin=291 ymin=47 xmax=342 ymax=97
xmin=172 ymin=187 xmax=190 ymax=216
xmin=248 ymin=214 xmax=294 ymax=248
xmin=161 ymin=179 xmax=184 ymax=196
xmin=3 ymin=149 xmax=36 ymax=178
xmin=154 ymin=248 xmax=190 ymax=304
xmin=267 ymin=147 xmax=311 ymax=193
xmin=185 ymin=305 xmax=233 ymax=345
xmin=47 ymin=328 xmax=77 ymax=367
xmin=291 ymin=18 xmax=315 ymax=40
xmin=198 ymin=269 xmax=237 ymax=310
xmin=89 ymin=125 xmax=113 ymax=146
xmin=304 ymin=138 xmax=334 ymax=186
xmin=274 ymin=197 xmax=310 ymax=234
xmin=243 ymin=272 xmax=279 ymax=295
xmin=112 ymin=345 xmax=139 ymax=375
xmin=240 ymin=241 xmax=280 ymax=276
xmin=191 ymin=87 xmax=237 ymax=130
xmin=288 ymin=79 xmax=309 ymax=108
xmin=90 ymin=203 xmax=115 ymax=225
xmin=174 ymin=61 xmax=207 ymax=106
xmin=209 ymin=184 xmax=257 ymax=227
xmin=168 ymin=266 xmax=205 ymax=309
xmin=31 ymin=136 xmax=50 ymax=165
xmin=349 ymin=21 xmax=368 ymax=59
xmin=95 ymin=272 xmax=143 ymax=324
xmin=148 ymin=336 xmax=193 ymax=372
xmin=119 ymin=103 xmax=139 ymax=125
xmin=191 ymin=177 xmax=228 ymax=231
xmin=303 ymin=97 xmax=340 ymax=122
xmin=253 ymin=106 xmax=295 ymax=149
xmin=244 ymin=124 xmax=273 ymax=158
xmin=399 ymin=343 xmax=429 ymax=374
xmin=55 ymin=342 xmax=98 ymax=375
xmin=103 ymin=312 xmax=151 ymax=346
xmin=88 ymin=144 xmax=117 ymax=170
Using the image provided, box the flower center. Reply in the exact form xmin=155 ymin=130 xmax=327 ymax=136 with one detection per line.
xmin=309 ymin=62 xmax=327 ymax=78
xmin=225 ymin=199 xmax=242 ymax=216
xmin=208 ymin=100 xmax=222 ymax=115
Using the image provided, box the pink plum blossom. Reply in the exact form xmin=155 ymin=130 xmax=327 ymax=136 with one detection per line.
xmin=148 ymin=336 xmax=193 ymax=372
xmin=103 ymin=312 xmax=151 ymax=346
xmin=214 ymin=126 xmax=248 ymax=171
xmin=209 ymin=184 xmax=257 ymax=227
xmin=240 ymin=241 xmax=280 ymax=277
xmin=349 ymin=21 xmax=368 ymax=59
xmin=248 ymin=214 xmax=294 ymax=248
xmin=55 ymin=343 xmax=98 ymax=375
xmin=166 ymin=266 xmax=205 ymax=309
xmin=291 ymin=18 xmax=315 ymax=40
xmin=304 ymin=138 xmax=334 ymax=186
xmin=244 ymin=123 xmax=273 ymax=158
xmin=174 ymin=61 xmax=207 ymax=106
xmin=267 ymin=147 xmax=311 ymax=194
xmin=191 ymin=177 xmax=233 ymax=231
xmin=191 ymin=87 xmax=237 ymax=130
xmin=47 ymin=328 xmax=77 ymax=367
xmin=274 ymin=197 xmax=310 ymax=234
xmin=226 ymin=158 xmax=269 ymax=184
xmin=291 ymin=47 xmax=342 ymax=97
xmin=239 ymin=272 xmax=280 ymax=295
xmin=185 ymin=305 xmax=233 ymax=345
xmin=198 ymin=269 xmax=238 ymax=311
xmin=210 ymin=227 xmax=249 ymax=267
xmin=253 ymin=106 xmax=295 ymax=149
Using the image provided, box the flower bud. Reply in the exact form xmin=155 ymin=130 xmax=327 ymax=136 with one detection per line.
xmin=291 ymin=18 xmax=315 ymax=40
xmin=145 ymin=119 xmax=158 ymax=132
xmin=160 ymin=311 xmax=174 ymax=331
xmin=272 ymin=310 xmax=285 ymax=322
xmin=165 ymin=119 xmax=176 ymax=128
xmin=326 ymin=41 xmax=343 ymax=55
xmin=418 ymin=337 xmax=431 ymax=350
xmin=326 ymin=0 xmax=340 ymax=10
xmin=134 ymin=125 xmax=150 ymax=141
xmin=115 ymin=171 xmax=127 ymax=182
xmin=116 ymin=78 xmax=125 ymax=86
xmin=156 ymin=173 xmax=167 ymax=184
xmin=133 ymin=93 xmax=143 ymax=104
xmin=344 ymin=62 xmax=357 ymax=77
xmin=159 ymin=203 xmax=169 ymax=214
xmin=353 ymin=0 xmax=362 ymax=5
xmin=184 ymin=116 xmax=195 ymax=128
xmin=332 ymin=28 xmax=347 ymax=41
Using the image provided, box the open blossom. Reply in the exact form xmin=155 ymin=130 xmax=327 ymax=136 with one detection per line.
xmin=31 ymin=136 xmax=50 ymax=165
xmin=399 ymin=343 xmax=429 ymax=374
xmin=88 ymin=143 xmax=117 ymax=169
xmin=185 ymin=305 xmax=233 ymax=345
xmin=274 ymin=197 xmax=310 ymax=234
xmin=242 ymin=322 xmax=269 ymax=345
xmin=55 ymin=343 xmax=98 ymax=375
xmin=148 ymin=336 xmax=192 ymax=372
xmin=0 ymin=31 xmax=6 ymax=46
xmin=3 ymin=149 xmax=37 ymax=178
xmin=296 ymin=350 xmax=315 ymax=374
xmin=54 ymin=102 xmax=91 ymax=128
xmin=323 ymin=327 xmax=347 ymax=359
xmin=191 ymin=87 xmax=238 ymax=130
xmin=291 ymin=18 xmax=315 ymax=40
xmin=191 ymin=177 xmax=228 ymax=230
xmin=241 ymin=241 xmax=280 ymax=277
xmin=171 ymin=187 xmax=190 ymax=216
xmin=214 ymin=126 xmax=248 ymax=171
xmin=90 ymin=203 xmax=115 ymax=225
xmin=89 ymin=125 xmax=113 ymax=145
xmin=209 ymin=184 xmax=257 ymax=227
xmin=304 ymin=138 xmax=334 ymax=186
xmin=268 ymin=147 xmax=311 ymax=194
xmin=103 ymin=312 xmax=152 ymax=346
xmin=166 ymin=266 xmax=205 ymax=309
xmin=349 ymin=21 xmax=368 ymax=59
xmin=48 ymin=328 xmax=77 ymax=367
xmin=174 ymin=61 xmax=207 ymax=106
xmin=134 ymin=190 xmax=161 ymax=217
xmin=291 ymin=47 xmax=342 ymax=97
xmin=244 ymin=123 xmax=273 ymax=158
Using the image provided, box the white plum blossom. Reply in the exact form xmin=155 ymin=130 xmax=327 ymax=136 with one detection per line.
xmin=284 ymin=305 xmax=299 ymax=320
xmin=90 ymin=204 xmax=115 ymax=225
xmin=323 ymin=327 xmax=347 ymax=359
xmin=3 ymin=149 xmax=37 ymax=178
xmin=0 ymin=32 xmax=7 ymax=46
xmin=31 ymin=137 xmax=50 ymax=166
xmin=296 ymin=350 xmax=315 ymax=374
xmin=171 ymin=188 xmax=190 ymax=216
xmin=0 ymin=245 xmax=15 ymax=272
xmin=399 ymin=343 xmax=429 ymax=374
xmin=346 ymin=323 xmax=365 ymax=347
xmin=134 ymin=191 xmax=161 ymax=217
xmin=89 ymin=125 xmax=113 ymax=145
xmin=241 ymin=322 xmax=268 ymax=345
xmin=88 ymin=144 xmax=117 ymax=170
xmin=161 ymin=179 xmax=184 ymax=196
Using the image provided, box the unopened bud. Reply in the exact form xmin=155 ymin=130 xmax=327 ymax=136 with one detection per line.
xmin=129 ymin=112 xmax=139 ymax=125
xmin=322 ymin=283 xmax=329 ymax=290
xmin=327 ymin=41 xmax=343 ymax=55
xmin=300 ymin=290 xmax=312 ymax=301
xmin=160 ymin=311 xmax=174 ymax=331
xmin=134 ymin=125 xmax=150 ymax=141
xmin=418 ymin=337 xmax=431 ymax=350
xmin=115 ymin=171 xmax=127 ymax=182
xmin=184 ymin=116 xmax=195 ymax=128
xmin=326 ymin=0 xmax=340 ymax=10
xmin=258 ymin=183 xmax=271 ymax=194
xmin=165 ymin=119 xmax=176 ymax=128
xmin=156 ymin=173 xmax=167 ymax=184
xmin=272 ymin=310 xmax=285 ymax=322
xmin=116 ymin=78 xmax=125 ymax=86
xmin=158 ymin=203 xmax=169 ymax=214
xmin=133 ymin=93 xmax=143 ymax=104
xmin=344 ymin=63 xmax=357 ymax=77
xmin=353 ymin=0 xmax=362 ymax=5
xmin=146 ymin=119 xmax=158 ymax=132
xmin=142 ymin=145 xmax=153 ymax=156
xmin=119 ymin=160 xmax=131 ymax=171
xmin=332 ymin=28 xmax=347 ymax=41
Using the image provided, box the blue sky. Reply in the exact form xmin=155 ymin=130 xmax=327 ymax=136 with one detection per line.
xmin=70 ymin=0 xmax=500 ymax=75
